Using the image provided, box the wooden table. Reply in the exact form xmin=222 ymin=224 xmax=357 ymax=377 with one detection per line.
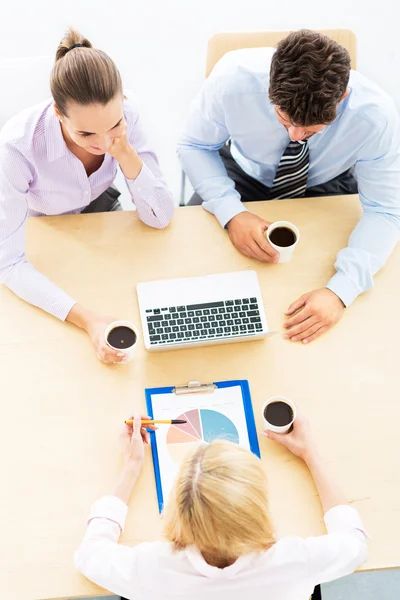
xmin=1 ymin=197 xmax=399 ymax=600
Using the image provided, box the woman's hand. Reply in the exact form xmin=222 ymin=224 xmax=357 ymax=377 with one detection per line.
xmin=113 ymin=414 xmax=157 ymax=503
xmin=66 ymin=304 xmax=127 ymax=364
xmin=107 ymin=122 xmax=143 ymax=180
xmin=107 ymin=122 xmax=131 ymax=160
xmin=262 ymin=413 xmax=318 ymax=462
xmin=85 ymin=313 xmax=128 ymax=364
xmin=263 ymin=414 xmax=349 ymax=513
xmin=120 ymin=414 xmax=157 ymax=471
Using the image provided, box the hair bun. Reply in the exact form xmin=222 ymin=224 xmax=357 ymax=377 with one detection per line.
xmin=55 ymin=27 xmax=92 ymax=61
xmin=50 ymin=27 xmax=122 ymax=117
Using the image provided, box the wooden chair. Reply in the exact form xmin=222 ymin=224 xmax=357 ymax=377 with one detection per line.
xmin=180 ymin=29 xmax=357 ymax=205
xmin=206 ymin=29 xmax=357 ymax=77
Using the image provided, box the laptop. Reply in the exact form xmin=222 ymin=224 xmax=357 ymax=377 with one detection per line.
xmin=137 ymin=270 xmax=269 ymax=351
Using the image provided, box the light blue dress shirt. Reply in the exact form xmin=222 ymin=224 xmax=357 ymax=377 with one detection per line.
xmin=177 ymin=48 xmax=400 ymax=306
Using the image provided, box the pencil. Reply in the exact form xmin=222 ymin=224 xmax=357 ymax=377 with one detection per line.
xmin=124 ymin=419 xmax=187 ymax=425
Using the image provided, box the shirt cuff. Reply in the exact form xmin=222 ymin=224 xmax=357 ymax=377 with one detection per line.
xmin=125 ymin=162 xmax=158 ymax=193
xmin=324 ymin=505 xmax=369 ymax=539
xmin=59 ymin=298 xmax=78 ymax=322
xmin=204 ymin=196 xmax=248 ymax=229
xmin=326 ymin=272 xmax=362 ymax=307
xmin=88 ymin=495 xmax=129 ymax=533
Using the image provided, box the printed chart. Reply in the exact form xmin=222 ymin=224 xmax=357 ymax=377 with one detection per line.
xmin=166 ymin=409 xmax=239 ymax=463
xmin=148 ymin=384 xmax=258 ymax=510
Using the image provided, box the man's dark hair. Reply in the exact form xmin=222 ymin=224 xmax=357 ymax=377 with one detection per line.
xmin=269 ymin=30 xmax=351 ymax=126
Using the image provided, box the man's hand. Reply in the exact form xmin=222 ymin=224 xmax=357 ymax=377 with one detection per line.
xmin=226 ymin=212 xmax=280 ymax=263
xmin=284 ymin=288 xmax=345 ymax=344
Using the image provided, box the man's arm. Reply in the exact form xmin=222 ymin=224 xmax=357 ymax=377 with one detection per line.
xmin=327 ymin=116 xmax=400 ymax=307
xmin=284 ymin=111 xmax=400 ymax=345
xmin=177 ymin=58 xmax=247 ymax=228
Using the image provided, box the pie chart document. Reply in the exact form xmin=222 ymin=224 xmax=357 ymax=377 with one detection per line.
xmin=147 ymin=382 xmax=259 ymax=510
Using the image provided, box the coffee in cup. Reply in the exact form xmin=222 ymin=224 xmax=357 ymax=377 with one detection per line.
xmin=266 ymin=221 xmax=300 ymax=263
xmin=262 ymin=396 xmax=296 ymax=434
xmin=104 ymin=320 xmax=139 ymax=363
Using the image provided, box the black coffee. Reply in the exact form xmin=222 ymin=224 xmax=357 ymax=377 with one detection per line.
xmin=269 ymin=227 xmax=297 ymax=248
xmin=107 ymin=326 xmax=137 ymax=349
xmin=264 ymin=401 xmax=294 ymax=426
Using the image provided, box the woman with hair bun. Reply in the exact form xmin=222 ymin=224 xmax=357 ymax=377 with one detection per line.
xmin=0 ymin=28 xmax=174 ymax=363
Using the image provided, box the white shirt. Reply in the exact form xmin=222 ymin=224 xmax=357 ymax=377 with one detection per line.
xmin=75 ymin=495 xmax=368 ymax=600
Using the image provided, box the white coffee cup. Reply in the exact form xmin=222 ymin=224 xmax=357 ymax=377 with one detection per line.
xmin=266 ymin=221 xmax=300 ymax=263
xmin=262 ymin=396 xmax=297 ymax=434
xmin=104 ymin=320 xmax=139 ymax=363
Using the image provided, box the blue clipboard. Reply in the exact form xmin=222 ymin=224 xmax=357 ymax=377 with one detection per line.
xmin=145 ymin=379 xmax=260 ymax=512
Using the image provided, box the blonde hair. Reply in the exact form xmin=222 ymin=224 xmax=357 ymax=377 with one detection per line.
xmin=163 ymin=441 xmax=276 ymax=568
xmin=50 ymin=28 xmax=122 ymax=116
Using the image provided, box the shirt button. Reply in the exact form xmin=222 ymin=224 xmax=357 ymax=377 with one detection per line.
xmin=85 ymin=191 xmax=89 ymax=195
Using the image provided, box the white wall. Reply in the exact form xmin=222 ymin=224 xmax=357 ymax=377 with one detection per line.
xmin=0 ymin=0 xmax=398 ymax=201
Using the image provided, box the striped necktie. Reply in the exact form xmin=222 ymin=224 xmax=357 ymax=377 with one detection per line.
xmin=270 ymin=140 xmax=309 ymax=200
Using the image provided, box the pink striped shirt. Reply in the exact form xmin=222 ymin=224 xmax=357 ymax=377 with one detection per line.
xmin=0 ymin=98 xmax=174 ymax=320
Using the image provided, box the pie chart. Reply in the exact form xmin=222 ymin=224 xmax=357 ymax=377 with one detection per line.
xmin=166 ymin=409 xmax=239 ymax=464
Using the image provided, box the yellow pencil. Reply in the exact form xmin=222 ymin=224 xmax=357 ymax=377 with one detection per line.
xmin=125 ymin=419 xmax=187 ymax=425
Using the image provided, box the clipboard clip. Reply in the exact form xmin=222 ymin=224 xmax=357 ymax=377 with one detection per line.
xmin=173 ymin=380 xmax=217 ymax=395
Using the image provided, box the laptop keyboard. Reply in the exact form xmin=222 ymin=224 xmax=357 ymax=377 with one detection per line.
xmin=145 ymin=298 xmax=263 ymax=346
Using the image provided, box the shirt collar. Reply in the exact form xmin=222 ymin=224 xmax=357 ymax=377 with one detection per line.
xmin=185 ymin=546 xmax=257 ymax=578
xmin=314 ymin=87 xmax=352 ymax=136
xmin=337 ymin=86 xmax=351 ymax=118
xmin=44 ymin=101 xmax=70 ymax=163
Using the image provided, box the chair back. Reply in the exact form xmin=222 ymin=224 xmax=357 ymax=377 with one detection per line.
xmin=206 ymin=29 xmax=357 ymax=77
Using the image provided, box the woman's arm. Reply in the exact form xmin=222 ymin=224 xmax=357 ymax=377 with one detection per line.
xmin=303 ymin=448 xmax=347 ymax=513
xmin=0 ymin=143 xmax=131 ymax=364
xmin=75 ymin=416 xmax=154 ymax=595
xmin=263 ymin=416 xmax=368 ymax=582
xmin=108 ymin=100 xmax=174 ymax=229
xmin=112 ymin=414 xmax=154 ymax=503
xmin=74 ymin=495 xmax=142 ymax=598
xmin=0 ymin=143 xmax=77 ymax=320
xmin=264 ymin=416 xmax=348 ymax=513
